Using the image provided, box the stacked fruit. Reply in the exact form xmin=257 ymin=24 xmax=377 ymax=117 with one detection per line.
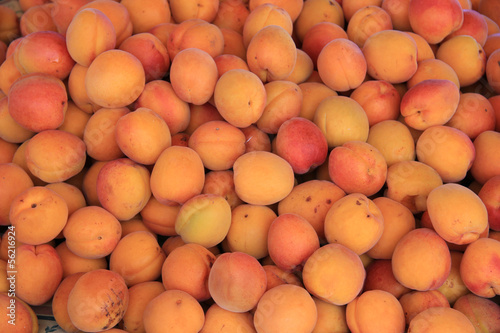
xmin=0 ymin=0 xmax=500 ymax=332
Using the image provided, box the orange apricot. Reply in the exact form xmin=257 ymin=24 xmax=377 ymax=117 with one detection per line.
xmin=232 ymin=151 xmax=295 ymax=206
xmin=63 ymin=205 xmax=122 ymax=259
xmin=169 ymin=48 xmax=218 ymax=105
xmin=55 ymin=241 xmax=107 ymax=279
xmin=120 ymin=0 xmax=171 ymax=34
xmin=317 ymin=38 xmax=367 ymax=92
xmin=367 ymin=120 xmax=416 ymax=166
xmin=253 ymin=284 xmax=317 ymax=333
xmin=115 ymin=107 xmax=171 ymax=165
xmin=470 ymin=130 xmax=500 ymax=184
xmin=213 ymin=69 xmax=267 ymax=128
xmin=85 ymin=49 xmax=146 ymax=109
xmin=0 ymin=163 xmax=33 ymax=226
xmin=169 ymin=0 xmax=219 ymax=23
xmin=67 ymin=63 xmax=101 ymax=114
xmin=0 ymin=95 xmax=35 ymax=144
xmin=362 ymin=29 xmax=418 ymax=84
xmin=10 ymin=186 xmax=68 ymax=245
xmin=161 ymin=243 xmax=215 ymax=301
xmin=109 ymin=230 xmax=166 ymax=287
xmin=407 ymin=58 xmax=461 ymax=89
xmin=294 ymin=0 xmax=345 ymax=42
xmin=212 ymin=0 xmax=250 ymax=34
xmin=298 ymin=81 xmax=338 ymax=121
xmin=140 ymin=196 xmax=181 ymax=237
xmin=486 ymin=48 xmax=500 ymax=94
xmin=301 ymin=21 xmax=348 ymax=68
xmin=143 ymin=289 xmax=205 ymax=333
xmin=202 ymin=170 xmax=243 ymax=210
xmin=150 ymin=145 xmax=205 ymax=205
xmin=408 ymin=307 xmax=476 ymax=332
xmin=20 ymin=3 xmax=57 ymax=36
xmin=96 ymin=158 xmax=151 ymax=221
xmin=302 ymin=243 xmax=366 ymax=305
xmin=399 ymin=290 xmax=451 ymax=324
xmin=242 ymin=3 xmax=293 ymax=48
xmin=381 ymin=0 xmax=412 ymax=31
xmin=121 ymin=281 xmax=165 ymax=333
xmin=347 ymin=6 xmax=393 ymax=48
xmin=51 ymin=272 xmax=86 ymax=333
xmin=201 ymin=303 xmax=257 ymax=333
xmin=57 ymin=101 xmax=91 ymax=140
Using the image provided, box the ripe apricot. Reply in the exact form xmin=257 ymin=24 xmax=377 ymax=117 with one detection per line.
xmin=201 ymin=303 xmax=257 ymax=333
xmin=0 ymin=94 xmax=35 ymax=143
xmin=115 ymin=107 xmax=171 ymax=165
xmin=55 ymin=241 xmax=107 ymax=279
xmin=150 ymin=146 xmax=205 ymax=205
xmin=140 ymin=196 xmax=180 ymax=236
xmin=67 ymin=63 xmax=101 ymax=114
xmin=212 ymin=0 xmax=249 ymax=34
xmin=85 ymin=49 xmax=146 ymax=109
xmin=214 ymin=69 xmax=267 ymax=128
xmin=67 ymin=269 xmax=129 ymax=332
xmin=294 ymin=0 xmax=345 ymax=42
xmin=0 ymin=163 xmax=33 ymax=225
xmin=202 ymin=170 xmax=243 ymax=210
xmin=232 ymin=151 xmax=295 ymax=206
xmin=52 ymin=272 xmax=86 ymax=333
xmin=10 ymin=186 xmax=68 ymax=245
xmin=169 ymin=0 xmax=218 ymax=23
xmin=298 ymin=81 xmax=338 ymax=121
xmin=120 ymin=0 xmax=171 ymax=34
xmin=470 ymin=130 xmax=500 ymax=184
xmin=121 ymin=281 xmax=165 ymax=333
xmin=242 ymin=3 xmax=293 ymax=47
xmin=143 ymin=289 xmax=205 ymax=333
xmin=63 ymin=205 xmax=122 ymax=259
xmin=253 ymin=284 xmax=317 ymax=333
xmin=301 ymin=21 xmax=348 ymax=67
xmin=367 ymin=120 xmax=416 ymax=166
xmin=96 ymin=158 xmax=151 ymax=221
xmin=20 ymin=3 xmax=57 ymax=36
xmin=408 ymin=307 xmax=475 ymax=332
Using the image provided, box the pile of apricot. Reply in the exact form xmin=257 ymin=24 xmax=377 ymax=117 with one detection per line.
xmin=0 ymin=0 xmax=500 ymax=332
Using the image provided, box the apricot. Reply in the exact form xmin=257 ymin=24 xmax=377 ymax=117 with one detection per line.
xmin=8 ymin=72 xmax=68 ymax=133
xmin=301 ymin=21 xmax=348 ymax=68
xmin=120 ymin=218 xmax=156 ymax=238
xmin=225 ymin=204 xmax=276 ymax=259
xmin=446 ymin=9 xmax=489 ymax=46
xmin=220 ymin=27 xmax=247 ymax=60
xmin=298 ymin=81 xmax=338 ymax=121
xmin=294 ymin=0 xmax=345 ymax=42
xmin=470 ymin=130 xmax=500 ymax=184
xmin=362 ymin=29 xmax=418 ymax=84
xmin=392 ymin=228 xmax=451 ymax=291
xmin=347 ymin=6 xmax=393 ymax=48
xmin=241 ymin=125 xmax=272 ymax=153
xmin=212 ymin=0 xmax=250 ymax=34
xmin=208 ymin=251 xmax=267 ymax=312
xmin=188 ymin=120 xmax=246 ymax=171
xmin=52 ymin=272 xmax=86 ymax=333
xmin=96 ymin=158 xmax=151 ymax=221
xmin=381 ymin=0 xmax=411 ymax=31
xmin=10 ymin=186 xmax=68 ymax=245
xmin=85 ymin=49 xmax=146 ymax=109
xmin=249 ymin=0 xmax=303 ymax=22
xmin=407 ymin=307 xmax=475 ymax=332
xmin=404 ymin=31 xmax=436 ymax=62
xmin=253 ymin=284 xmax=317 ymax=333
xmin=363 ymin=259 xmax=411 ymax=299
xmin=486 ymin=48 xmax=500 ymax=94
xmin=311 ymin=297 xmax=348 ymax=333
xmin=453 ymin=293 xmax=500 ymax=332
xmin=121 ymin=281 xmax=165 ymax=333
xmin=161 ymin=243 xmax=215 ymax=301
xmin=328 ymin=141 xmax=388 ymax=197
xmin=169 ymin=0 xmax=218 ymax=22
xmin=284 ymin=48 xmax=314 ymax=84
xmin=0 ymin=5 xmax=21 ymax=44
xmin=346 ymin=290 xmax=406 ymax=333
xmin=367 ymin=197 xmax=416 ymax=259
xmin=118 ymin=32 xmax=170 ymax=82
xmin=0 ymin=95 xmax=34 ymax=144
xmin=79 ymin=0 xmax=133 ymax=46
xmin=232 ymin=151 xmax=295 ymax=206
xmin=367 ymin=120 xmax=416 ymax=166
xmin=436 ymin=35 xmax=487 ymax=87
xmin=50 ymin=0 xmax=93 ymax=36
xmin=313 ymin=95 xmax=369 ymax=148
xmin=483 ymin=32 xmax=500 ymax=58
xmin=65 ymin=8 xmax=116 ymax=67
xmin=13 ymin=30 xmax=74 ymax=79
xmin=150 ymin=146 xmax=205 ymax=205
xmin=83 ymin=107 xmax=128 ymax=161
xmin=0 ymin=54 xmax=22 ymax=96
xmin=201 ymin=303 xmax=257 ymax=333
xmin=350 ymin=80 xmax=401 ymax=126
xmin=120 ymin=0 xmax=171 ymax=34
xmin=0 ymin=163 xmax=33 ymax=225
xmin=460 ymin=237 xmax=500 ymax=298
xmin=115 ymin=107 xmax=171 ymax=165
xmin=242 ymin=3 xmax=293 ymax=47
xmin=401 ymin=79 xmax=461 ymax=131
xmin=143 ymin=289 xmax=205 ymax=333
xmin=317 ymin=38 xmax=367 ymax=92
xmin=57 ymin=101 xmax=91 ymax=140
xmin=67 ymin=63 xmax=101 ymax=114
xmin=262 ymin=264 xmax=303 ymax=291
xmin=184 ymin=103 xmax=224 ymax=135
xmin=169 ymin=48 xmax=218 ymax=105
xmin=25 ymin=129 xmax=86 ymax=183
xmin=246 ymin=25 xmax=297 ymax=82
xmin=399 ymin=290 xmax=450 ymax=324
xmin=20 ymin=3 xmax=57 ymax=36
xmin=63 ymin=205 xmax=122 ymax=259
xmin=167 ymin=18 xmax=224 ymax=60
xmin=478 ymin=175 xmax=500 ymax=231
xmin=214 ymin=54 xmax=249 ymax=78
xmin=408 ymin=0 xmax=464 ymax=44
xmin=446 ymin=92 xmax=496 ymax=139
xmin=0 ymin=138 xmax=17 ymax=163
xmin=257 ymin=80 xmax=303 ymax=134
xmin=302 ymin=243 xmax=366 ymax=305
xmin=67 ymin=269 xmax=129 ymax=332
xmin=267 ymin=213 xmax=320 ymax=273
xmin=109 ymin=230 xmax=165 ymax=287
xmin=478 ymin=0 xmax=500 ymax=27
xmin=437 ymin=251 xmax=469 ymax=304
xmin=55 ymin=241 xmax=107 ymax=279
xmin=202 ymin=170 xmax=243 ymax=209
xmin=134 ymin=79 xmax=190 ymax=135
